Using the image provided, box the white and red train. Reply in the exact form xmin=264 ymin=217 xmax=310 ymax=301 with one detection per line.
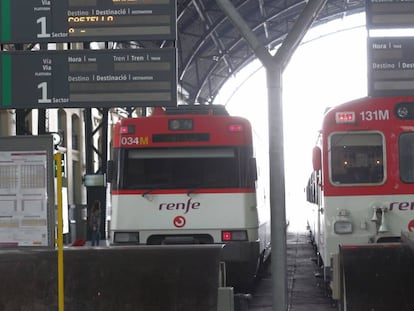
xmin=306 ymin=96 xmax=414 ymax=310
xmin=108 ymin=105 xmax=271 ymax=291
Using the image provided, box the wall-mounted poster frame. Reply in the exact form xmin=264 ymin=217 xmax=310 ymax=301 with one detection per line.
xmin=0 ymin=136 xmax=54 ymax=248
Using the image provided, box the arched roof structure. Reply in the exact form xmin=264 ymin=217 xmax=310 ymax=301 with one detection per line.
xmin=121 ymin=0 xmax=365 ymax=105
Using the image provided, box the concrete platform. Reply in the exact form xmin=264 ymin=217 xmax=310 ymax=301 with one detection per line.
xmin=247 ymin=231 xmax=336 ymax=311
xmin=0 ymin=232 xmax=337 ymax=311
xmin=0 ymin=244 xmax=223 ymax=311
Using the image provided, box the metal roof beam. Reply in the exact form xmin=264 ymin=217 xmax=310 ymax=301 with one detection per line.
xmin=192 ymin=0 xmax=234 ymax=74
xmin=275 ymin=0 xmax=328 ymax=69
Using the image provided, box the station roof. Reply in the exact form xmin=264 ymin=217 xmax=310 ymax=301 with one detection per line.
xmin=120 ymin=0 xmax=365 ymax=105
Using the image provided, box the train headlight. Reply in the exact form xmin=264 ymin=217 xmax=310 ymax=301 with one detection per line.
xmin=394 ymin=102 xmax=414 ymax=119
xmin=228 ymin=124 xmax=244 ymax=132
xmin=335 ymin=111 xmax=355 ymax=124
xmin=396 ymin=106 xmax=409 ymax=119
xmin=119 ymin=125 xmax=135 ymax=134
xmin=334 ymin=221 xmax=353 ymax=234
xmin=221 ymin=230 xmax=248 ymax=241
xmin=169 ymin=119 xmax=193 ymax=130
xmin=114 ymin=232 xmax=139 ymax=243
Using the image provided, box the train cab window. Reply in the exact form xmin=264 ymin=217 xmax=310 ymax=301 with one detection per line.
xmin=120 ymin=147 xmax=247 ymax=190
xmin=399 ymin=133 xmax=414 ymax=183
xmin=329 ymin=132 xmax=384 ymax=185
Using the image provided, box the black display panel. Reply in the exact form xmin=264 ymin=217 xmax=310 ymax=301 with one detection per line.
xmin=0 ymin=48 xmax=177 ymax=109
xmin=366 ymin=0 xmax=414 ymax=29
xmin=368 ymin=37 xmax=414 ymax=97
xmin=0 ymin=0 xmax=176 ymax=43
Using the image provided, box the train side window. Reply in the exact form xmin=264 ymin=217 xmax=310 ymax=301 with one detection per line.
xmin=399 ymin=133 xmax=414 ymax=183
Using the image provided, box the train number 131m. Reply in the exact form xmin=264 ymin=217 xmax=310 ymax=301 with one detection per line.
xmin=360 ymin=110 xmax=390 ymax=121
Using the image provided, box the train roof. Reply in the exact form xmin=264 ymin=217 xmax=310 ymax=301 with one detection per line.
xmin=164 ymin=105 xmax=229 ymax=116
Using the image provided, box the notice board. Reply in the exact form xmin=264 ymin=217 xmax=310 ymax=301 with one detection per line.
xmin=0 ymin=136 xmax=54 ymax=248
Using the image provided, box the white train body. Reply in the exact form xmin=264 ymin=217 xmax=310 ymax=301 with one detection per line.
xmin=108 ymin=105 xmax=271 ymax=290
xmin=306 ymin=96 xmax=414 ymax=298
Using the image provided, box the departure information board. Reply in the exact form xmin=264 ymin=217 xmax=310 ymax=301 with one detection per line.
xmin=368 ymin=37 xmax=414 ymax=96
xmin=0 ymin=48 xmax=177 ymax=108
xmin=366 ymin=0 xmax=414 ymax=29
xmin=0 ymin=0 xmax=176 ymax=43
xmin=0 ymin=136 xmax=55 ymax=249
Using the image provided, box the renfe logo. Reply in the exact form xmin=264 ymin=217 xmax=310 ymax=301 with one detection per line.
xmin=173 ymin=216 xmax=186 ymax=228
xmin=408 ymin=220 xmax=414 ymax=232
xmin=389 ymin=202 xmax=414 ymax=211
xmin=159 ymin=198 xmax=201 ymax=214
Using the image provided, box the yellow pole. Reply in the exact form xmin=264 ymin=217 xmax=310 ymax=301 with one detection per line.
xmin=55 ymin=153 xmax=64 ymax=311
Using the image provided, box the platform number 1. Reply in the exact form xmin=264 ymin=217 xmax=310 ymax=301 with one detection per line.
xmin=38 ymin=82 xmax=52 ymax=104
xmin=36 ymin=17 xmax=51 ymax=38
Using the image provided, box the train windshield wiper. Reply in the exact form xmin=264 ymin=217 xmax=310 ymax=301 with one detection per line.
xmin=142 ymin=189 xmax=154 ymax=197
xmin=187 ymin=185 xmax=202 ymax=196
xmin=141 ymin=186 xmax=162 ymax=197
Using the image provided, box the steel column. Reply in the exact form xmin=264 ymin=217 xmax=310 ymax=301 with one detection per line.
xmin=216 ymin=1 xmax=328 ymax=309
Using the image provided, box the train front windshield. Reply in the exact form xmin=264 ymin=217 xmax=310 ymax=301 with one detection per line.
xmin=329 ymin=132 xmax=384 ymax=185
xmin=113 ymin=147 xmax=255 ymax=190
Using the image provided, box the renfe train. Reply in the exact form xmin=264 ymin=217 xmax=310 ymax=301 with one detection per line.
xmin=107 ymin=105 xmax=271 ymax=291
xmin=306 ymin=96 xmax=414 ymax=310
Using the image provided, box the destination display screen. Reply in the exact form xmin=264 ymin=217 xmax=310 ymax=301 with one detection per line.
xmin=366 ymin=0 xmax=414 ymax=29
xmin=0 ymin=0 xmax=176 ymax=43
xmin=0 ymin=48 xmax=177 ymax=108
xmin=368 ymin=37 xmax=414 ymax=96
